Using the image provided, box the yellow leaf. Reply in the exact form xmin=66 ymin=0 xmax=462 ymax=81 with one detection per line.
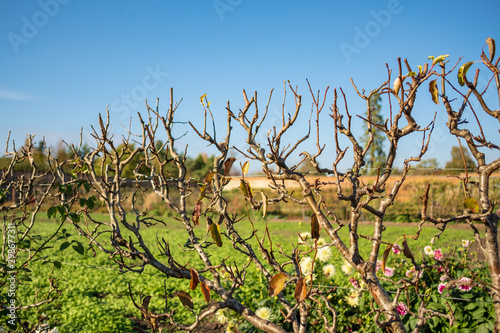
xmin=210 ymin=222 xmax=223 ymax=247
xmin=418 ymin=65 xmax=423 ymax=74
xmin=457 ymin=61 xmax=474 ymax=87
xmin=204 ymin=171 xmax=215 ymax=183
xmin=200 ymin=94 xmax=207 ymax=106
xmin=429 ymin=80 xmax=439 ymax=105
xmin=381 ymin=244 xmax=392 ymax=273
xmin=190 ymin=269 xmax=199 ymax=290
xmin=464 ymin=198 xmax=480 ymax=213
xmin=268 ymin=272 xmax=289 ymax=297
xmin=241 ymin=161 xmax=250 ymax=176
xmin=432 ymin=54 xmax=449 ymax=65
xmin=311 ymin=214 xmax=320 ymax=240
xmin=239 ymin=180 xmax=253 ymax=200
xmin=294 ymin=277 xmax=307 ymax=303
xmin=200 ymin=282 xmax=211 ymax=303
xmin=175 ymin=291 xmax=193 ymax=309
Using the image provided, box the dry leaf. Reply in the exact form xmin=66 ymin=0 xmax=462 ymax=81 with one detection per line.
xmin=429 ymin=80 xmax=439 ymax=104
xmin=175 ymin=291 xmax=193 ymax=309
xmin=200 ymin=282 xmax=210 ymax=303
xmin=224 ymin=157 xmax=236 ymax=176
xmin=311 ymin=214 xmax=320 ymax=240
xmin=192 ymin=201 xmax=202 ymax=226
xmin=190 ymin=269 xmax=199 ymax=290
xmin=268 ymin=272 xmax=288 ymax=297
xmin=260 ymin=192 xmax=268 ymax=218
xmin=402 ymin=239 xmax=416 ymax=263
xmin=294 ymin=277 xmax=307 ymax=303
xmin=381 ymin=244 xmax=392 ymax=273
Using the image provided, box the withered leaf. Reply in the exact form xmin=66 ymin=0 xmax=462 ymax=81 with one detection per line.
xmin=429 ymin=80 xmax=439 ymax=105
xmin=224 ymin=157 xmax=236 ymax=176
xmin=200 ymin=281 xmax=210 ymax=303
xmin=261 ymin=192 xmax=268 ymax=218
xmin=175 ymin=291 xmax=193 ymax=309
xmin=204 ymin=171 xmax=215 ymax=183
xmin=294 ymin=277 xmax=307 ymax=303
xmin=486 ymin=37 xmax=496 ymax=61
xmin=464 ymin=197 xmax=480 ymax=214
xmin=268 ymin=272 xmax=288 ymax=297
xmin=210 ymin=221 xmax=223 ymax=247
xmin=402 ymin=239 xmax=416 ymax=263
xmin=381 ymin=244 xmax=392 ymax=273
xmin=189 ymin=269 xmax=199 ymax=290
xmin=192 ymin=201 xmax=202 ymax=226
xmin=311 ymin=214 xmax=320 ymax=240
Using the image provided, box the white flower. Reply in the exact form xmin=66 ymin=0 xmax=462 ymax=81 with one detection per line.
xmin=346 ymin=291 xmax=360 ymax=307
xmin=304 ymin=273 xmax=317 ymax=283
xmin=424 ymin=246 xmax=434 ymax=255
xmin=317 ymin=246 xmax=332 ymax=262
xmin=462 ymin=239 xmax=470 ymax=248
xmin=323 ymin=264 xmax=336 ymax=278
xmin=341 ymin=260 xmax=354 ymax=275
xmin=215 ymin=309 xmax=229 ymax=324
xmin=317 ymin=238 xmax=326 ymax=246
xmin=300 ymin=257 xmax=313 ymax=275
xmin=298 ymin=232 xmax=311 ymax=243
xmin=255 ymin=307 xmax=274 ymax=321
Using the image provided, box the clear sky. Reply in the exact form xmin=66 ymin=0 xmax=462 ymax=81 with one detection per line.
xmin=1 ymin=0 xmax=499 ymax=171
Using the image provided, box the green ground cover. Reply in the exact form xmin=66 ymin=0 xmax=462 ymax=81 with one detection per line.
xmin=6 ymin=216 xmax=491 ymax=332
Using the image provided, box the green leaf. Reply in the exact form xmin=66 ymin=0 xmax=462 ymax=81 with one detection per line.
xmin=458 ymin=61 xmax=474 ymax=86
xmin=57 ymin=205 xmax=66 ymax=216
xmin=429 ymin=80 xmax=439 ymax=104
xmin=59 ymin=241 xmax=71 ymax=251
xmin=47 ymin=206 xmax=57 ymax=219
xmin=68 ymin=212 xmax=80 ymax=223
xmin=53 ymin=261 xmax=62 ymax=269
xmin=79 ymin=198 xmax=86 ymax=207
xmin=72 ymin=242 xmax=85 ymax=255
xmin=18 ymin=275 xmax=32 ymax=282
xmin=86 ymin=197 xmax=95 ymax=210
xmin=486 ymin=37 xmax=496 ymax=61
xmin=464 ymin=198 xmax=480 ymax=213
xmin=210 ymin=222 xmax=223 ymax=247
xmin=83 ymin=182 xmax=90 ymax=193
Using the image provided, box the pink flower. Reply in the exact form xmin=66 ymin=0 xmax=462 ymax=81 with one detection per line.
xmin=437 ymin=266 xmax=443 ymax=273
xmin=440 ymin=275 xmax=448 ymax=281
xmin=434 ymin=248 xmax=443 ymax=260
xmin=457 ymin=277 xmax=472 ymax=291
xmin=392 ymin=244 xmax=402 ymax=255
xmin=350 ymin=277 xmax=360 ymax=289
xmin=438 ymin=283 xmax=447 ymax=294
xmin=376 ymin=260 xmax=382 ymax=272
xmin=384 ymin=267 xmax=395 ymax=277
xmin=396 ymin=302 xmax=408 ymax=316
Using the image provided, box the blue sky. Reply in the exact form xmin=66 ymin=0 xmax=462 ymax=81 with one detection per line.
xmin=1 ymin=0 xmax=499 ymax=171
